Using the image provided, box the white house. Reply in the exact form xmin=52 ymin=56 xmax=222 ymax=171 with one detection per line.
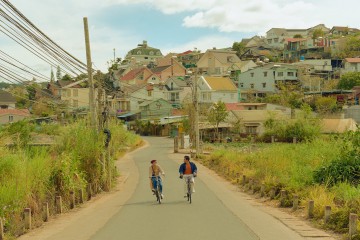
xmin=197 ymin=76 xmax=238 ymax=103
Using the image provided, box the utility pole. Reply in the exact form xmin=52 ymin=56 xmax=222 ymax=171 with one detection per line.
xmin=194 ymin=70 xmax=200 ymax=156
xmin=83 ymin=17 xmax=96 ymax=128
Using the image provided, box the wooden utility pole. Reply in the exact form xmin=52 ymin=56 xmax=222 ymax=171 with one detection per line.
xmin=83 ymin=17 xmax=96 ymax=128
xmin=194 ymin=70 xmax=200 ymax=156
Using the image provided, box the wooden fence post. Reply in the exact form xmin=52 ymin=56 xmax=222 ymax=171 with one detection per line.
xmin=174 ymin=137 xmax=179 ymax=153
xmin=271 ymin=135 xmax=275 ymax=143
xmin=242 ymin=175 xmax=246 ymax=186
xmin=87 ymin=185 xmax=92 ymax=200
xmin=308 ymin=200 xmax=314 ymax=218
xmin=324 ymin=206 xmax=331 ymax=224
xmin=0 ymin=218 xmax=4 ymax=240
xmin=293 ymin=137 xmax=297 ymax=144
xmin=349 ymin=213 xmax=358 ymax=239
xmin=43 ymin=203 xmax=49 ymax=222
xmin=24 ymin=208 xmax=31 ymax=230
xmin=293 ymin=195 xmax=299 ymax=211
xmin=260 ymin=184 xmax=265 ymax=197
xmin=70 ymin=191 xmax=75 ymax=209
xmin=78 ymin=189 xmax=84 ymax=204
xmin=280 ymin=190 xmax=287 ymax=207
xmin=180 ymin=133 xmax=184 ymax=149
xmin=270 ymin=187 xmax=276 ymax=200
xmin=55 ymin=196 xmax=62 ymax=214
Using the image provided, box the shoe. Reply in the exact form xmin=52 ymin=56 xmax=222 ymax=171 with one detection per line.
xmin=152 ymin=189 xmax=155 ymax=195
xmin=161 ymin=194 xmax=164 ymax=199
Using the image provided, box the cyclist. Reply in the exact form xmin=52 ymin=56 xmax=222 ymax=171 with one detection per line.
xmin=149 ymin=159 xmax=165 ymax=198
xmin=179 ymin=155 xmax=197 ymax=197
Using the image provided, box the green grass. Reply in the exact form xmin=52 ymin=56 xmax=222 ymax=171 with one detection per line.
xmin=0 ymin=120 xmax=141 ymax=237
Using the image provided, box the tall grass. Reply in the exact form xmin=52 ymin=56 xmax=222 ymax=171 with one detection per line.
xmin=0 ymin=120 xmax=141 ymax=237
xmin=200 ymin=137 xmax=360 ymax=233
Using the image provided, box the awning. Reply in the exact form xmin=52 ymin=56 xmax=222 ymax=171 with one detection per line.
xmin=117 ymin=112 xmax=137 ymax=118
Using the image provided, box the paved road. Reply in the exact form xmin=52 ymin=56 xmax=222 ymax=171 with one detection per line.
xmin=19 ymin=137 xmax=334 ymax=240
xmin=91 ymin=137 xmax=258 ymax=240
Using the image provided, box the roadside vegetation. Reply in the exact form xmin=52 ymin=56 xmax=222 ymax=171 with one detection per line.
xmin=199 ymin=114 xmax=360 ymax=237
xmin=0 ymin=119 xmax=141 ymax=238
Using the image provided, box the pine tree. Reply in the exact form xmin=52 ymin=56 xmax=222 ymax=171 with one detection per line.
xmin=50 ymin=68 xmax=55 ymax=83
xmin=56 ymin=66 xmax=62 ymax=81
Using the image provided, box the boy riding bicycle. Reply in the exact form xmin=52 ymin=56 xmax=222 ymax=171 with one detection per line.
xmin=179 ymin=155 xmax=197 ymax=197
xmin=149 ymin=160 xmax=165 ymax=199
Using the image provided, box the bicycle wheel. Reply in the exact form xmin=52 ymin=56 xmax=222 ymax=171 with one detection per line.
xmin=187 ymin=182 xmax=192 ymax=204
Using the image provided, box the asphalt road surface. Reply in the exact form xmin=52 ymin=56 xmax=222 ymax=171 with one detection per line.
xmin=19 ymin=137 xmax=325 ymax=240
xmin=91 ymin=137 xmax=258 ymax=240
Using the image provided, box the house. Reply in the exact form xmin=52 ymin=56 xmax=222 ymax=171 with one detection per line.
xmin=196 ymin=49 xmax=254 ymax=77
xmin=0 ymin=108 xmax=30 ymax=125
xmin=112 ymin=81 xmax=166 ymax=119
xmin=266 ymin=24 xmax=329 ymax=50
xmin=139 ymin=98 xmax=173 ymax=120
xmin=238 ymin=64 xmax=299 ymax=99
xmin=164 ymin=77 xmax=192 ymax=108
xmin=151 ymin=57 xmax=186 ymax=81
xmin=120 ymin=67 xmax=161 ymax=85
xmin=329 ymin=26 xmax=360 ymax=36
xmin=228 ymin=109 xmax=289 ymax=135
xmin=197 ymin=76 xmax=238 ymax=103
xmin=177 ymin=49 xmax=203 ymax=69
xmin=341 ymin=58 xmax=360 ymax=75
xmin=124 ymin=40 xmax=163 ymax=66
xmin=0 ymin=89 xmax=16 ymax=109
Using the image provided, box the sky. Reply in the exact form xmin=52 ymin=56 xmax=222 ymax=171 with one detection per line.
xmin=1 ymin=0 xmax=360 ymax=79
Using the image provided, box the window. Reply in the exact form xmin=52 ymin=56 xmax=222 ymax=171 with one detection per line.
xmin=251 ymin=73 xmax=254 ymax=77
xmin=208 ymin=92 xmax=212 ymax=101
xmin=263 ymin=72 xmax=268 ymax=77
xmin=149 ymin=51 xmax=154 ymax=55
xmin=67 ymin=89 xmax=71 ymax=97
xmin=73 ymin=100 xmax=78 ymax=108
xmin=267 ymin=39 xmax=272 ymax=44
xmin=277 ymin=72 xmax=284 ymax=77
xmin=137 ymin=51 xmax=142 ymax=55
xmin=73 ymin=89 xmax=78 ymax=97
xmin=148 ymin=91 xmax=152 ymax=97
xmin=156 ymin=51 xmax=161 ymax=55
xmin=246 ymin=126 xmax=257 ymax=134
xmin=250 ymin=83 xmax=254 ymax=89
xmin=262 ymin=83 xmax=266 ymax=88
xmin=202 ymin=93 xmax=207 ymax=101
xmin=144 ymin=57 xmax=148 ymax=59
xmin=274 ymin=38 xmax=279 ymax=43
xmin=9 ymin=115 xmax=13 ymax=122
xmin=240 ymin=83 xmax=244 ymax=88
xmin=61 ymin=90 xmax=66 ymax=97
xmin=287 ymin=72 xmax=294 ymax=77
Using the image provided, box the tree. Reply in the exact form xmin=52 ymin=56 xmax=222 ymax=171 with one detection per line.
xmin=312 ymin=29 xmax=325 ymax=40
xmin=315 ymin=97 xmax=338 ymax=115
xmin=293 ymin=34 xmax=303 ymax=38
xmin=50 ymin=68 xmax=55 ymax=83
xmin=232 ymin=42 xmax=246 ymax=58
xmin=337 ymin=72 xmax=360 ymax=90
xmin=207 ymin=101 xmax=228 ymax=141
xmin=56 ymin=66 xmax=62 ymax=81
xmin=343 ymin=36 xmax=360 ymax=57
xmin=61 ymin=74 xmax=72 ymax=81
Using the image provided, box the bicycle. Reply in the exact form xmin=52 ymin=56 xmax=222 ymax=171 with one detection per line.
xmin=183 ymin=175 xmax=194 ymax=204
xmin=152 ymin=176 xmax=162 ymax=204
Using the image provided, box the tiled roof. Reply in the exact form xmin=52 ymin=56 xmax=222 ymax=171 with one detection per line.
xmin=0 ymin=108 xmax=30 ymax=116
xmin=225 ymin=103 xmax=244 ymax=111
xmin=121 ymin=67 xmax=146 ymax=81
xmin=203 ymin=77 xmax=237 ymax=91
xmin=345 ymin=58 xmax=360 ymax=63
xmin=151 ymin=65 xmax=170 ymax=73
xmin=0 ymin=90 xmax=16 ymax=103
